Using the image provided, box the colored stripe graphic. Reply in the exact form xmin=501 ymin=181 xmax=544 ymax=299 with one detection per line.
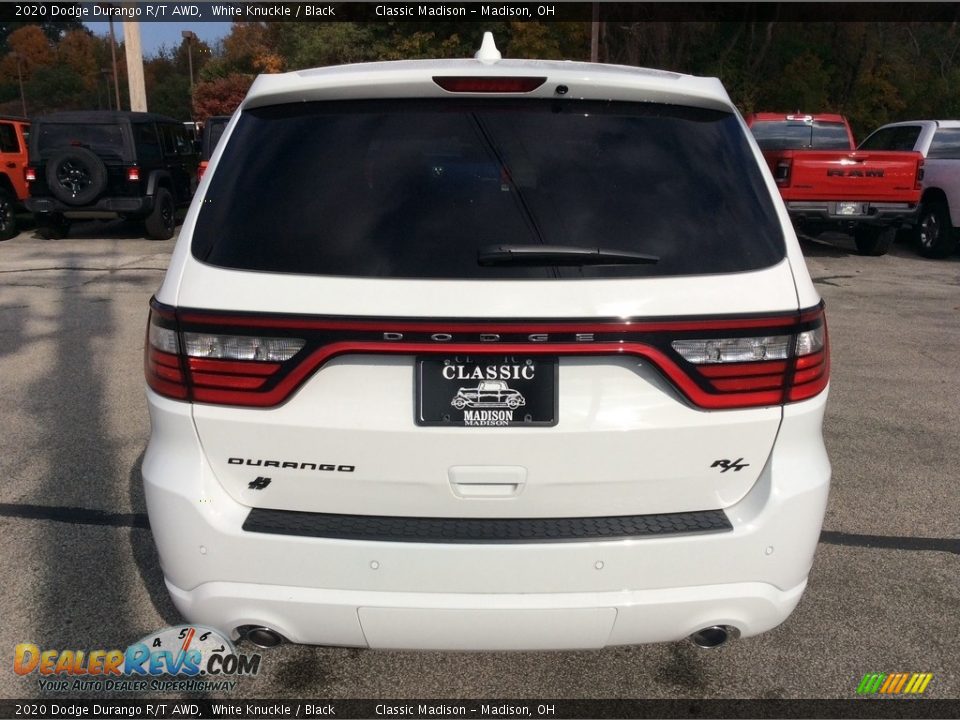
xmin=857 ymin=673 xmax=886 ymax=694
xmin=857 ymin=672 xmax=932 ymax=695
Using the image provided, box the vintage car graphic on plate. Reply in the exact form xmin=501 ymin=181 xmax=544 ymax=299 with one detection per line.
xmin=451 ymin=380 xmax=527 ymax=410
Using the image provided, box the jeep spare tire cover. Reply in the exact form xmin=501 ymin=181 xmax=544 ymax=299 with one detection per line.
xmin=46 ymin=147 xmax=108 ymax=206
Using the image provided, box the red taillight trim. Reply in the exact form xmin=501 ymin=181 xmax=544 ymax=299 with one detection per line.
xmin=698 ymin=361 xmax=788 ymax=378
xmin=708 ymin=374 xmax=787 ymax=392
xmin=145 ymin=347 xmax=188 ymax=399
xmin=433 ymin=76 xmax=546 ymax=93
xmin=191 ymin=372 xmax=268 ymax=390
xmin=185 ymin=342 xmax=807 ymax=410
xmin=187 ymin=358 xmax=281 ymax=376
xmin=146 ymin=300 xmax=829 ymax=410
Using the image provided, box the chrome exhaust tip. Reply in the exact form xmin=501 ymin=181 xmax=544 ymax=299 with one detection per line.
xmin=689 ymin=625 xmax=732 ymax=649
xmin=239 ymin=626 xmax=285 ymax=649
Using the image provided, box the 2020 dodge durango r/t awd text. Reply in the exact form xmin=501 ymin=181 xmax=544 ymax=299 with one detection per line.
xmin=143 ymin=36 xmax=831 ymax=651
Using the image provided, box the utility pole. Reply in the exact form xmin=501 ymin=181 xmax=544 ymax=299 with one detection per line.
xmin=123 ymin=19 xmax=148 ymax=111
xmin=14 ymin=54 xmax=26 ymax=117
xmin=108 ymin=18 xmax=121 ymax=110
xmin=181 ymin=30 xmax=197 ymax=94
xmin=101 ymin=69 xmax=113 ymax=110
xmin=590 ymin=3 xmax=600 ymax=63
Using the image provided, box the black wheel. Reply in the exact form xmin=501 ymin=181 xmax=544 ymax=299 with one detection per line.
xmin=853 ymin=226 xmax=894 ymax=256
xmin=35 ymin=213 xmax=70 ymax=240
xmin=0 ymin=188 xmax=17 ymax=241
xmin=144 ymin=188 xmax=176 ymax=240
xmin=45 ymin=148 xmax=108 ymax=206
xmin=914 ymin=201 xmax=955 ymax=258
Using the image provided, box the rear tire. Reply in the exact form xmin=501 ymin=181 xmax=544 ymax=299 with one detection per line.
xmin=35 ymin=213 xmax=70 ymax=240
xmin=853 ymin=226 xmax=894 ymax=256
xmin=144 ymin=188 xmax=176 ymax=240
xmin=914 ymin=201 xmax=954 ymax=258
xmin=0 ymin=188 xmax=18 ymax=241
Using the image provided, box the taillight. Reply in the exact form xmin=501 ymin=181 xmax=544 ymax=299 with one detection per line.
xmin=197 ymin=161 xmax=208 ymax=182
xmin=145 ymin=301 xmax=305 ymax=406
xmin=775 ymin=158 xmax=792 ymax=187
xmin=915 ymin=158 xmax=924 ymax=190
xmin=146 ymin=299 xmax=828 ymax=410
xmin=670 ymin=307 xmax=829 ymax=407
xmin=25 ymin=167 xmax=36 ymax=182
xmin=127 ymin=167 xmax=140 ymax=182
xmin=145 ymin=305 xmax=188 ymax=400
xmin=433 ymin=76 xmax=546 ymax=93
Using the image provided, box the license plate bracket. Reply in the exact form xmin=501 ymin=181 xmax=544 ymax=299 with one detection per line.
xmin=837 ymin=201 xmax=866 ymax=216
xmin=416 ymin=355 xmax=557 ymax=427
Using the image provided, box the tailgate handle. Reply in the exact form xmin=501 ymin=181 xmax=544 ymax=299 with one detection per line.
xmin=448 ymin=466 xmax=526 ymax=498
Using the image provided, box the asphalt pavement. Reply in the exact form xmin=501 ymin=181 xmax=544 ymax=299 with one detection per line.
xmin=0 ymin=221 xmax=957 ymax=701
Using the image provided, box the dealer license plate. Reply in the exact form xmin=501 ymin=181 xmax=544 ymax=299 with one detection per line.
xmin=837 ymin=201 xmax=866 ymax=216
xmin=416 ymin=356 xmax=557 ymax=427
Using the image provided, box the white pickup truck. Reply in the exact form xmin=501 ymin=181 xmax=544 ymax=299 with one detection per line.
xmin=860 ymin=120 xmax=960 ymax=258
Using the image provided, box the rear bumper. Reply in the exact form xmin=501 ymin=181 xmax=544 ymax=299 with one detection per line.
xmin=143 ymin=390 xmax=831 ymax=650
xmin=786 ymin=200 xmax=918 ymax=228
xmin=166 ymin=577 xmax=806 ymax=650
xmin=25 ymin=195 xmax=153 ymax=216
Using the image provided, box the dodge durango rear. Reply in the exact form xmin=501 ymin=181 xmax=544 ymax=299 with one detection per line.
xmin=143 ymin=35 xmax=831 ymax=651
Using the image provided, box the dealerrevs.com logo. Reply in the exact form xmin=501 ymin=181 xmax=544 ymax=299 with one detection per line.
xmin=14 ymin=625 xmax=261 ymax=693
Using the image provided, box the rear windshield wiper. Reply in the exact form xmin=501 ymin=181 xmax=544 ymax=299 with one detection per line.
xmin=478 ymin=244 xmax=659 ymax=267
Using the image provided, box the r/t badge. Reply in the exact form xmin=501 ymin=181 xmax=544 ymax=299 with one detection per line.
xmin=711 ymin=458 xmax=750 ymax=473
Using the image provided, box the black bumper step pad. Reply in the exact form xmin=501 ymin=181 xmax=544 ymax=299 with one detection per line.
xmin=242 ymin=507 xmax=732 ymax=543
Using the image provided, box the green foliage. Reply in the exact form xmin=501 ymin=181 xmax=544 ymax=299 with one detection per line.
xmin=24 ymin=63 xmax=87 ymax=114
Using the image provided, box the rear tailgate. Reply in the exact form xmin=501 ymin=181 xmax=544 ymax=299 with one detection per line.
xmin=771 ymin=149 xmax=923 ymax=202
xmin=160 ymin=93 xmax=812 ymax=522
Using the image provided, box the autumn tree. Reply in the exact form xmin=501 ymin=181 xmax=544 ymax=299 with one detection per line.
xmin=192 ymin=74 xmax=253 ymax=121
xmin=1 ymin=24 xmax=55 ymax=80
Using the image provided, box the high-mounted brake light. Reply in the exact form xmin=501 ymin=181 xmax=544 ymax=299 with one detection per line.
xmin=146 ymin=299 xmax=829 ymax=410
xmin=25 ymin=167 xmax=36 ymax=182
xmin=127 ymin=167 xmax=140 ymax=182
xmin=433 ymin=77 xmax=547 ymax=93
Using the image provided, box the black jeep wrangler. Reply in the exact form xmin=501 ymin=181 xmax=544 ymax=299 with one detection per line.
xmin=25 ymin=111 xmax=198 ymax=240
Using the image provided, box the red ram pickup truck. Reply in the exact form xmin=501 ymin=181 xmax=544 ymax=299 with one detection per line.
xmin=745 ymin=113 xmax=924 ymax=255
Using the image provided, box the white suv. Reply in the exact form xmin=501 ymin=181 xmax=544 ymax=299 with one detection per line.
xmin=143 ymin=36 xmax=831 ymax=651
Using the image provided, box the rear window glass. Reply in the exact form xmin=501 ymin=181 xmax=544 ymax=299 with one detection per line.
xmin=37 ymin=123 xmax=124 ymax=156
xmin=859 ymin=125 xmax=923 ymax=152
xmin=750 ymin=120 xmax=851 ymax=150
xmin=928 ymin=128 xmax=960 ymax=159
xmin=193 ymin=99 xmax=785 ymax=279
xmin=0 ymin=123 xmax=19 ymax=153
